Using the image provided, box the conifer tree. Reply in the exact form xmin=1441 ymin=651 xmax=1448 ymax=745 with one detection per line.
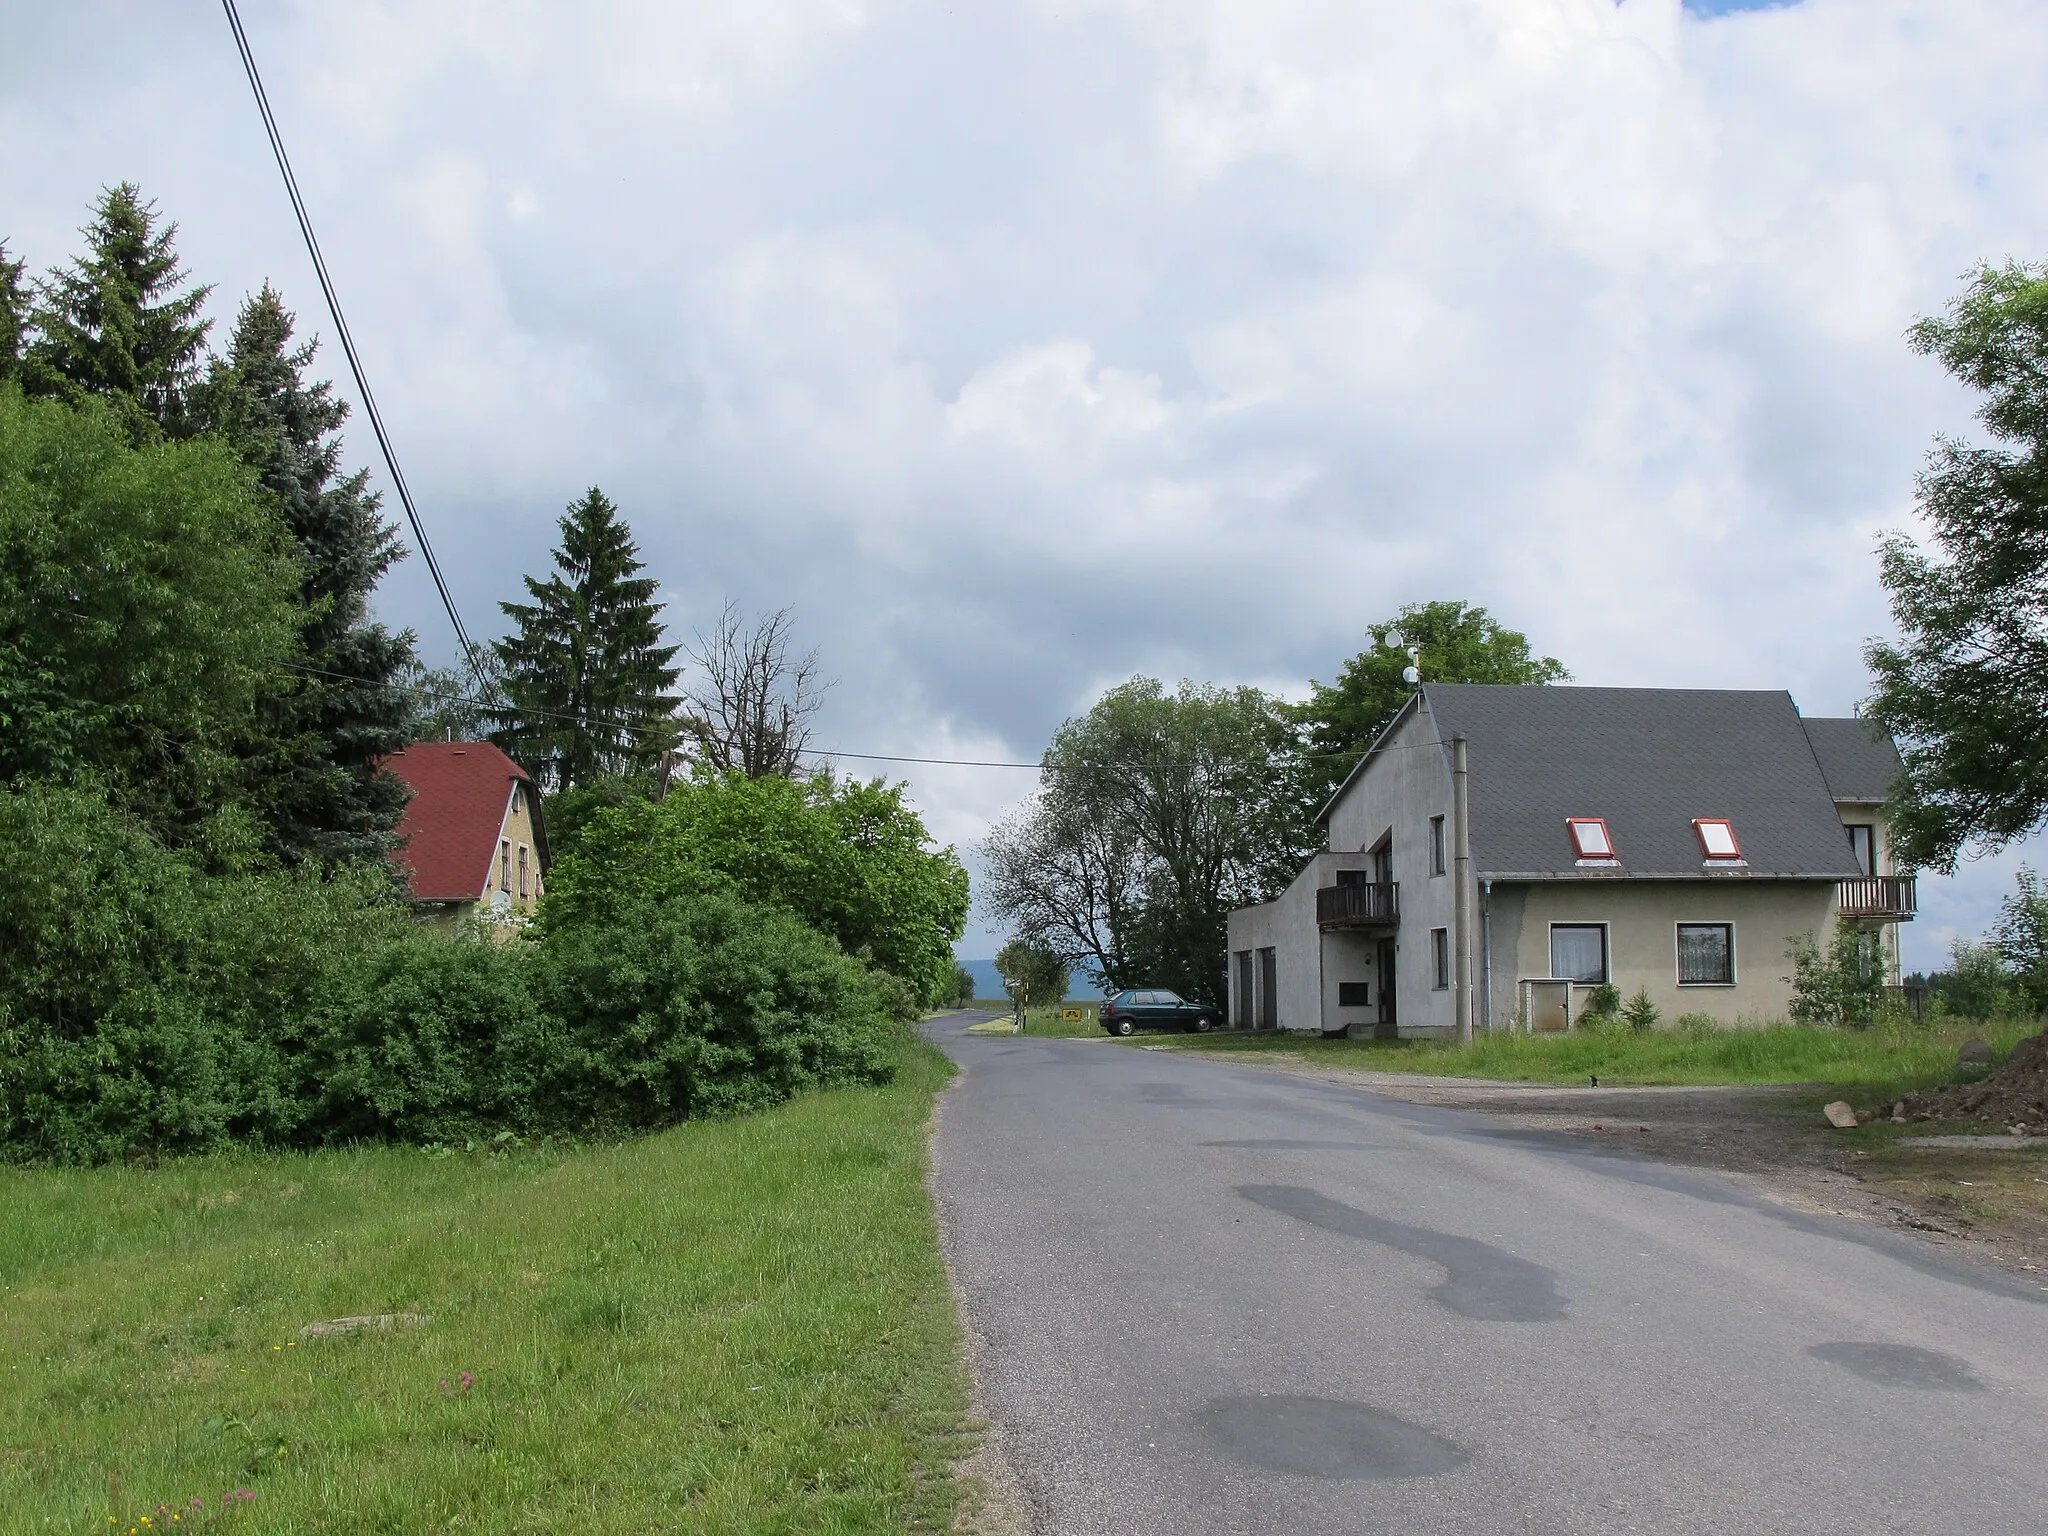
xmin=201 ymin=285 xmax=417 ymax=865
xmin=493 ymin=490 xmax=681 ymax=790
xmin=0 ymin=241 xmax=26 ymax=383
xmin=24 ymin=184 xmax=213 ymax=438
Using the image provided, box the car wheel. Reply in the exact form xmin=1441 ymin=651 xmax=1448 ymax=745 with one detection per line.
xmin=1114 ymin=1017 xmax=1137 ymax=1037
xmin=1192 ymin=1015 xmax=1214 ymax=1033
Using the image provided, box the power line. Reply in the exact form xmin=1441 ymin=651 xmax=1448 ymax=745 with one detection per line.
xmin=277 ymin=656 xmax=1445 ymax=772
xmin=220 ymin=0 xmax=488 ymax=688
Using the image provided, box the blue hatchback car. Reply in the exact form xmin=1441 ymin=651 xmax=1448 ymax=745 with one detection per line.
xmin=1098 ymin=988 xmax=1219 ymax=1036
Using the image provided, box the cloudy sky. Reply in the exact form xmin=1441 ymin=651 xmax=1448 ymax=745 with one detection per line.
xmin=5 ymin=0 xmax=2047 ymax=964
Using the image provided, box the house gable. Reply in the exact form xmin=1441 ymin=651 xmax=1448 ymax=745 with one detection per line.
xmin=383 ymin=742 xmax=548 ymax=909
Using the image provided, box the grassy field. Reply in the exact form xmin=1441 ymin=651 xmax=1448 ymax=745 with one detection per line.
xmin=0 ymin=1037 xmax=972 ymax=1535
xmin=961 ymin=1001 xmax=1103 ymax=1038
xmin=1148 ymin=1017 xmax=2042 ymax=1100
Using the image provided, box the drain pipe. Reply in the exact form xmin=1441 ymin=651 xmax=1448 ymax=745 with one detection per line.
xmin=1452 ymin=734 xmax=1474 ymax=1046
xmin=1481 ymin=879 xmax=1493 ymax=1035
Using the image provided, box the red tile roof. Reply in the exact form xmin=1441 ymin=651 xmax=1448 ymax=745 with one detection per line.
xmin=383 ymin=742 xmax=535 ymax=902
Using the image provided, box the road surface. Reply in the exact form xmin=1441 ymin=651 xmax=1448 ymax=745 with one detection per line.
xmin=925 ymin=1014 xmax=2048 ymax=1535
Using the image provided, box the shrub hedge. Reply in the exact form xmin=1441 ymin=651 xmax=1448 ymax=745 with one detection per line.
xmin=0 ymin=784 xmax=900 ymax=1164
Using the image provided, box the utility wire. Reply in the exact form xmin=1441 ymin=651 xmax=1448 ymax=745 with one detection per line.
xmin=276 ymin=656 xmax=1441 ymax=771
xmin=220 ymin=0 xmax=488 ymax=687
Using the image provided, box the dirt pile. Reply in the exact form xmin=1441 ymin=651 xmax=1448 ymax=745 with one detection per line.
xmin=1897 ymin=1030 xmax=2048 ymax=1130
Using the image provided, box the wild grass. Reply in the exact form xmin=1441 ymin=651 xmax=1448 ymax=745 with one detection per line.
xmin=1151 ymin=1016 xmax=2043 ymax=1099
xmin=957 ymin=1002 xmax=1102 ymax=1038
xmin=0 ymin=1037 xmax=970 ymax=1535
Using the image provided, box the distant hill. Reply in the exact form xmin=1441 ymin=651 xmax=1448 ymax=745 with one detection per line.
xmin=960 ymin=958 xmax=1104 ymax=1001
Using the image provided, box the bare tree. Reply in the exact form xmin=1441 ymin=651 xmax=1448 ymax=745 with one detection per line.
xmin=679 ymin=601 xmax=831 ymax=778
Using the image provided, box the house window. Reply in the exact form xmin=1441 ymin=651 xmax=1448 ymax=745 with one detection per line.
xmin=1550 ymin=923 xmax=1608 ymax=984
xmin=1429 ymin=815 xmax=1447 ymax=876
xmin=1694 ymin=818 xmax=1742 ymax=861
xmin=499 ymin=839 xmax=511 ymax=891
xmin=1431 ymin=928 xmax=1450 ymax=989
xmin=1846 ymin=824 xmax=1875 ymax=877
xmin=1567 ymin=818 xmax=1615 ymax=861
xmin=1338 ymin=981 xmax=1371 ymax=1008
xmin=1677 ymin=923 xmax=1735 ymax=985
xmin=518 ymin=845 xmax=530 ymax=899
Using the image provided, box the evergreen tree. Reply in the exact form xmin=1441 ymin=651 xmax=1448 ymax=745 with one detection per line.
xmin=493 ymin=489 xmax=681 ymax=790
xmin=0 ymin=241 xmax=25 ymax=384
xmin=201 ymin=285 xmax=417 ymax=866
xmin=23 ymin=184 xmax=213 ymax=439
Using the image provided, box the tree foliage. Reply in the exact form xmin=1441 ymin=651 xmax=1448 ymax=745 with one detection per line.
xmin=21 ymin=184 xmax=213 ymax=441
xmin=1866 ymin=260 xmax=2048 ymax=872
xmin=542 ymin=769 xmax=969 ymax=1006
xmin=984 ymin=677 xmax=1307 ymax=1005
xmin=200 ymin=285 xmax=417 ymax=865
xmin=0 ymin=386 xmax=303 ymax=837
xmin=1294 ymin=599 xmax=1567 ymax=809
xmin=1992 ymin=868 xmax=2048 ymax=1016
xmin=994 ymin=938 xmax=1068 ymax=1010
xmin=494 ymin=488 xmax=681 ymax=790
xmin=0 ymin=241 xmax=25 ymax=385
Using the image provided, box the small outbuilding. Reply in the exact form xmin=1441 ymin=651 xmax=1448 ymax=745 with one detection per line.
xmin=382 ymin=741 xmax=549 ymax=928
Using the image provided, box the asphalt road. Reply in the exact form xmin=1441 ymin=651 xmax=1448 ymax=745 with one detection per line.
xmin=925 ymin=1014 xmax=2048 ymax=1535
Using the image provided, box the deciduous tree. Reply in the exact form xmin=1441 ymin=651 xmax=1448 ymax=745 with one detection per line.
xmin=1294 ymin=599 xmax=1566 ymax=809
xmin=1867 ymin=260 xmax=2048 ymax=872
xmin=681 ymin=601 xmax=830 ymax=778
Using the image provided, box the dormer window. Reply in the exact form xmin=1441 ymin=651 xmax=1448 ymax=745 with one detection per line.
xmin=1694 ymin=818 xmax=1743 ymax=861
xmin=1567 ymin=818 xmax=1616 ymax=864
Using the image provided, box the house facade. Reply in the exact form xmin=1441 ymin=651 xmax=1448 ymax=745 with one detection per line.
xmin=383 ymin=741 xmax=550 ymax=929
xmin=1226 ymin=685 xmax=1911 ymax=1036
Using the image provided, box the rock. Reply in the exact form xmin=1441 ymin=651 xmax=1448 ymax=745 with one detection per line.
xmin=1957 ymin=1038 xmax=1995 ymax=1068
xmin=1892 ymin=1101 xmax=1907 ymax=1123
xmin=299 ymin=1312 xmax=432 ymax=1339
xmin=1823 ymin=1100 xmax=1859 ymax=1129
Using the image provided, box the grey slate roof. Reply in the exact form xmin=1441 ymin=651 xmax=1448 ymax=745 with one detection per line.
xmin=1414 ymin=684 xmax=1868 ymax=880
xmin=1801 ymin=715 xmax=1902 ymax=803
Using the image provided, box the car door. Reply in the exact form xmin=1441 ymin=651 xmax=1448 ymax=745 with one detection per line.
xmin=1133 ymin=989 xmax=1164 ymax=1027
xmin=1155 ymin=990 xmax=1187 ymax=1026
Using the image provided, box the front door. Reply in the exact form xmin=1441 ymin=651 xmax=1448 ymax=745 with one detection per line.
xmin=1375 ymin=938 xmax=1397 ymax=1038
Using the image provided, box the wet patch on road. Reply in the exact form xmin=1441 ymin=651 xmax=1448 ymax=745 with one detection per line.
xmin=1135 ymin=1082 xmax=1192 ymax=1103
xmin=1237 ymin=1185 xmax=1567 ymax=1322
xmin=1204 ymin=1139 xmax=1380 ymax=1151
xmin=1200 ymin=1395 xmax=1469 ymax=1479
xmin=1808 ymin=1342 xmax=1986 ymax=1391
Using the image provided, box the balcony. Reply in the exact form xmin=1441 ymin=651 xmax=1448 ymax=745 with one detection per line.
xmin=1838 ymin=875 xmax=1916 ymax=921
xmin=1317 ymin=881 xmax=1399 ymax=930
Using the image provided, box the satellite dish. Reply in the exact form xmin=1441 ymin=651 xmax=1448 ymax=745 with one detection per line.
xmin=1402 ymin=665 xmax=1420 ymax=685
xmin=1384 ymin=629 xmax=1405 ymax=650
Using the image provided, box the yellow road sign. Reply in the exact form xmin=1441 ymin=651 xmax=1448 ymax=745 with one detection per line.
xmin=1060 ymin=1008 xmax=1086 ymax=1022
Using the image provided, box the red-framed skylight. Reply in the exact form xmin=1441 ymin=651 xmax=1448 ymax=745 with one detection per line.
xmin=1694 ymin=818 xmax=1742 ymax=860
xmin=1566 ymin=817 xmax=1615 ymax=860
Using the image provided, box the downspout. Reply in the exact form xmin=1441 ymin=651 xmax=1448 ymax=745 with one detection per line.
xmin=1451 ymin=734 xmax=1474 ymax=1046
xmin=1481 ymin=878 xmax=1493 ymax=1036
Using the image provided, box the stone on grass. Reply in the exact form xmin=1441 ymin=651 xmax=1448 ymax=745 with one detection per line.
xmin=1957 ymin=1038 xmax=1995 ymax=1068
xmin=1823 ymin=1101 xmax=1859 ymax=1129
xmin=299 ymin=1312 xmax=432 ymax=1339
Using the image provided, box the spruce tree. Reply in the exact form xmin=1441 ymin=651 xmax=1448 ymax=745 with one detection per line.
xmin=24 ymin=184 xmax=213 ymax=439
xmin=493 ymin=490 xmax=681 ymax=790
xmin=201 ymin=285 xmax=417 ymax=866
xmin=0 ymin=240 xmax=26 ymax=383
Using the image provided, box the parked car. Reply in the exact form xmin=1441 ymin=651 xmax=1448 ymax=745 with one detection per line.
xmin=1099 ymin=988 xmax=1218 ymax=1036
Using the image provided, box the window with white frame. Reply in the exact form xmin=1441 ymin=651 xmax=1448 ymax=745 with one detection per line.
xmin=1431 ymin=927 xmax=1450 ymax=989
xmin=1677 ymin=923 xmax=1734 ymax=985
xmin=1550 ymin=923 xmax=1608 ymax=984
xmin=1846 ymin=824 xmax=1875 ymax=877
xmin=1429 ymin=815 xmax=1447 ymax=876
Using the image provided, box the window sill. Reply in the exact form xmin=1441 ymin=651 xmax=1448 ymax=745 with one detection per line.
xmin=1676 ymin=981 xmax=1736 ymax=988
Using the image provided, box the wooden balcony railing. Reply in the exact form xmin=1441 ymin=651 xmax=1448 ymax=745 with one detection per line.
xmin=1838 ymin=875 xmax=1917 ymax=920
xmin=1316 ymin=881 xmax=1399 ymax=929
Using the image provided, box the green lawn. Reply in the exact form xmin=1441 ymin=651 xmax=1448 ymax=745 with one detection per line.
xmin=0 ymin=1038 xmax=972 ymax=1535
xmin=1148 ymin=1018 xmax=2041 ymax=1100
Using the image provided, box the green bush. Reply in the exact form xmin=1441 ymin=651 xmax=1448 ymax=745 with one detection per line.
xmin=532 ymin=892 xmax=896 ymax=1132
xmin=1621 ymin=986 xmax=1661 ymax=1032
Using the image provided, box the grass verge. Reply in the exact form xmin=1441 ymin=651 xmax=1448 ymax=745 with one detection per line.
xmin=1146 ymin=1018 xmax=2043 ymax=1099
xmin=0 ymin=1035 xmax=970 ymax=1535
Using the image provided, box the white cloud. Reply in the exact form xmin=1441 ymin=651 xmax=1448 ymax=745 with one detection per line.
xmin=4 ymin=0 xmax=2047 ymax=961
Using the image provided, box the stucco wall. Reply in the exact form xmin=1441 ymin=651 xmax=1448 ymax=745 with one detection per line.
xmin=1486 ymin=878 xmax=1840 ymax=1027
xmin=480 ymin=784 xmax=546 ymax=916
